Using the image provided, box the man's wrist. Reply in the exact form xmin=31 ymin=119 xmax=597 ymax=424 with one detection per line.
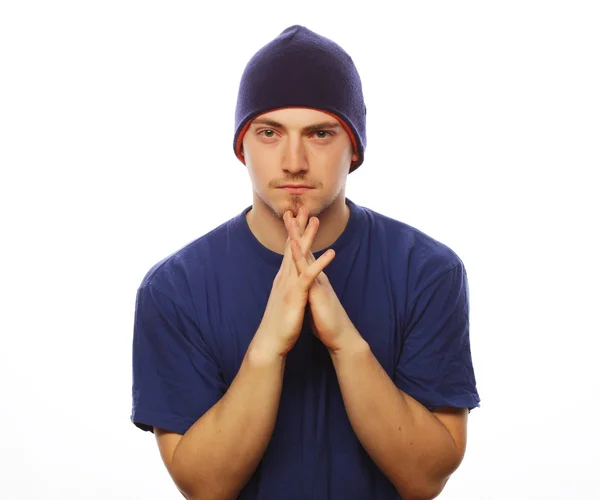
xmin=328 ymin=324 xmax=370 ymax=359
xmin=248 ymin=332 xmax=287 ymax=367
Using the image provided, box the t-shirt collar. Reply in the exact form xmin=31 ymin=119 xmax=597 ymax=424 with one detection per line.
xmin=232 ymin=197 xmax=364 ymax=268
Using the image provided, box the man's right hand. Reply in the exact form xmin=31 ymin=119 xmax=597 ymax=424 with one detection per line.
xmin=254 ymin=209 xmax=335 ymax=357
xmin=155 ymin=207 xmax=329 ymax=499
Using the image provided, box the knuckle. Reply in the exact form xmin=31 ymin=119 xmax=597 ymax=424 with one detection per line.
xmin=299 ymin=271 xmax=313 ymax=287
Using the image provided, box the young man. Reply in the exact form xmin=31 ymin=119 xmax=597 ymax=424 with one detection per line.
xmin=131 ymin=25 xmax=480 ymax=500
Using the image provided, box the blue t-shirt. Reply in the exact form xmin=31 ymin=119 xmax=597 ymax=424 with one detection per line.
xmin=131 ymin=198 xmax=480 ymax=499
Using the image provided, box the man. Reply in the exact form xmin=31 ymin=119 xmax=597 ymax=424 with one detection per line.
xmin=131 ymin=25 xmax=480 ymax=500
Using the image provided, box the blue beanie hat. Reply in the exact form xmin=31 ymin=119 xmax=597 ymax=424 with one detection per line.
xmin=233 ymin=25 xmax=367 ymax=173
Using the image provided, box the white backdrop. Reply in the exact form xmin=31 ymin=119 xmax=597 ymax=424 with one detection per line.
xmin=1 ymin=1 xmax=599 ymax=499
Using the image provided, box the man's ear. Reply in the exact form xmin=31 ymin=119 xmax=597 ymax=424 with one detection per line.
xmin=352 ymin=152 xmax=358 ymax=162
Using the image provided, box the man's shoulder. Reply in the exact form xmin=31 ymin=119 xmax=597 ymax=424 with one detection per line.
xmin=362 ymin=204 xmax=462 ymax=269
xmin=359 ymin=204 xmax=466 ymax=308
xmin=138 ymin=213 xmax=239 ymax=295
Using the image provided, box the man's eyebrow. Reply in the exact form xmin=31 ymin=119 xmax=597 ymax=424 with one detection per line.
xmin=303 ymin=122 xmax=342 ymax=132
xmin=251 ymin=118 xmax=284 ymax=128
xmin=251 ymin=118 xmax=342 ymax=132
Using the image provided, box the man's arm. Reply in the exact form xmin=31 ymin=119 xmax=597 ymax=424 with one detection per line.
xmin=330 ymin=325 xmax=468 ymax=500
xmin=155 ymin=332 xmax=286 ymax=500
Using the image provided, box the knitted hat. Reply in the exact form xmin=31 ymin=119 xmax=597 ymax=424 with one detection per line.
xmin=233 ymin=25 xmax=367 ymax=173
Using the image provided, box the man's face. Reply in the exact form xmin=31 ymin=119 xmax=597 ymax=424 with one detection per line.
xmin=241 ymin=107 xmax=358 ymax=220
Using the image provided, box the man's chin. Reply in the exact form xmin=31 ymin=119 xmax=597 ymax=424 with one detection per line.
xmin=260 ymin=191 xmax=330 ymax=221
xmin=274 ymin=197 xmax=311 ymax=217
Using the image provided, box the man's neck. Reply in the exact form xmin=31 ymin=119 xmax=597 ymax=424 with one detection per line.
xmin=246 ymin=197 xmax=350 ymax=255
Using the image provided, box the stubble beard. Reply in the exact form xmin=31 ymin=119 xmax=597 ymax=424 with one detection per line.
xmin=261 ymin=187 xmax=343 ymax=223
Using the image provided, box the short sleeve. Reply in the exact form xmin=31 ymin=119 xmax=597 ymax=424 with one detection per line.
xmin=131 ymin=283 xmax=227 ymax=434
xmin=395 ymin=261 xmax=480 ymax=411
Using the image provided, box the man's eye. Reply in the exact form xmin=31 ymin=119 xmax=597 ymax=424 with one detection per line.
xmin=315 ymin=131 xmax=332 ymax=139
xmin=262 ymin=130 xmax=275 ymax=138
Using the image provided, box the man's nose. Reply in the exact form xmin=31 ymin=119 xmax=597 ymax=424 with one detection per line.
xmin=283 ymin=135 xmax=308 ymax=173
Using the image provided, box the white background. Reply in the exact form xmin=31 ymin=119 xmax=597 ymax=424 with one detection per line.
xmin=1 ymin=1 xmax=599 ymax=499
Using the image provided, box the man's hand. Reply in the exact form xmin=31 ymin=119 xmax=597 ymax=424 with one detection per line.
xmin=255 ymin=209 xmax=336 ymax=357
xmin=283 ymin=207 xmax=359 ymax=353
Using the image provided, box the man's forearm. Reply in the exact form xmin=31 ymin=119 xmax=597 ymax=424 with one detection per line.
xmin=330 ymin=326 xmax=462 ymax=500
xmin=171 ymin=330 xmax=286 ymax=500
